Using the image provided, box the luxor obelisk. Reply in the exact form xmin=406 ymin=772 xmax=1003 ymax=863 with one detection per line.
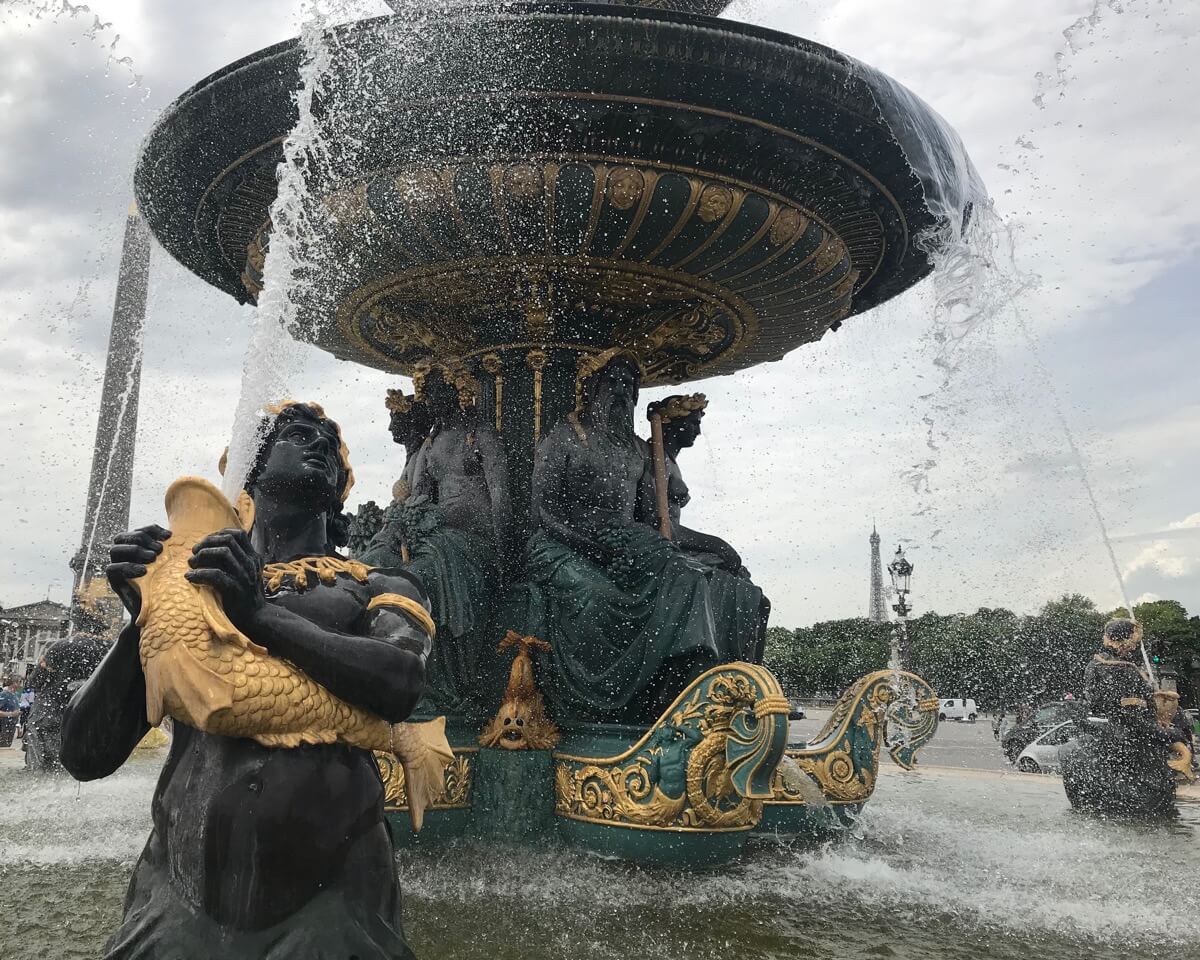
xmin=69 ymin=203 xmax=150 ymax=627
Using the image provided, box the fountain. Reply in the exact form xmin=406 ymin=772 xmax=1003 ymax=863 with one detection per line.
xmin=120 ymin=0 xmax=971 ymax=868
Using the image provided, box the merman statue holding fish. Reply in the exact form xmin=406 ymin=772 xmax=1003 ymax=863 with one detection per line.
xmin=62 ymin=401 xmax=450 ymax=960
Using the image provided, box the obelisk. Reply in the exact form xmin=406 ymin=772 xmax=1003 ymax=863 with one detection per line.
xmin=70 ymin=204 xmax=151 ymax=626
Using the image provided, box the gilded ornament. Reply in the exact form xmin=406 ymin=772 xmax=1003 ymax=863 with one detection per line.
xmin=479 ymin=632 xmax=560 ymax=750
xmin=526 ymin=348 xmax=548 ymax=447
xmin=646 ymin=393 xmax=707 ymax=426
xmin=766 ymin=670 xmax=939 ymax=807
xmin=376 ymin=750 xmax=475 ymax=811
xmin=262 ymin=556 xmax=373 ymax=594
xmin=554 ymin=663 xmax=789 ymax=831
xmin=323 ymin=182 xmax=370 ymax=226
xmin=607 ymin=166 xmax=646 ymax=211
xmin=769 ymin=207 xmax=807 ymax=246
xmin=697 ymin=184 xmax=734 ymax=223
xmin=385 ymin=389 xmax=412 ymax=414
xmin=504 ymin=163 xmax=544 ymax=200
xmin=480 ymin=353 xmax=504 ymax=432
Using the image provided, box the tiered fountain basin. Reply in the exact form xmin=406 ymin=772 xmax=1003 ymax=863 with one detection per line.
xmin=135 ymin=2 xmax=978 ymax=389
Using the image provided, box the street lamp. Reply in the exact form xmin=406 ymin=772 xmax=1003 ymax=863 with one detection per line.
xmin=887 ymin=545 xmax=914 ymax=670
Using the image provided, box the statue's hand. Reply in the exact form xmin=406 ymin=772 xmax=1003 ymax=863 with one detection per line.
xmin=107 ymin=525 xmax=171 ymax=619
xmin=185 ymin=528 xmax=265 ymax=633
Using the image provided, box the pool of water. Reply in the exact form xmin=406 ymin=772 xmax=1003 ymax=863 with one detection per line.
xmin=1 ymin=757 xmax=1196 ymax=959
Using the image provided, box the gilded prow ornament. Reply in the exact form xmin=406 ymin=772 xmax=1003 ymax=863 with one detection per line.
xmin=553 ymin=662 xmax=790 ymax=832
xmin=479 ymin=631 xmax=560 ymax=750
xmin=133 ymin=475 xmax=454 ymax=830
xmin=764 ymin=670 xmax=939 ymax=817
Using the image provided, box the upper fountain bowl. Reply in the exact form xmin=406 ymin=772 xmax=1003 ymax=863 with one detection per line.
xmin=135 ymin=2 xmax=982 ymax=385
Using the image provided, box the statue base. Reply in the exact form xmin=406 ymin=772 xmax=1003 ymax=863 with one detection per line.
xmin=380 ymin=665 xmax=940 ymax=867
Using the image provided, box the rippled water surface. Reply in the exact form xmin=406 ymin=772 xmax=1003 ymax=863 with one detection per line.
xmin=1 ymin=757 xmax=1197 ymax=959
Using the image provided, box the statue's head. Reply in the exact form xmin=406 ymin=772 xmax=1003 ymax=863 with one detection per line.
xmin=577 ymin=349 xmax=643 ymax=428
xmin=245 ymin=401 xmax=354 ymax=549
xmin=1102 ymin=617 xmax=1143 ymax=657
xmin=385 ymin=390 xmax=433 ymax=448
xmin=648 ymin=393 xmax=707 ymax=450
xmin=412 ymin=358 xmax=479 ymax=419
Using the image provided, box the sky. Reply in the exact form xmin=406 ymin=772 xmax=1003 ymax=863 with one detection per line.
xmin=0 ymin=0 xmax=1197 ymax=627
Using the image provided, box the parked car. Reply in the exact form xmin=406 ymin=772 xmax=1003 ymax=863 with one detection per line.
xmin=1015 ymin=720 xmax=1083 ymax=773
xmin=788 ymin=700 xmax=807 ymax=721
xmin=1001 ymin=699 xmax=1088 ymax=763
xmin=938 ymin=698 xmax=978 ymax=722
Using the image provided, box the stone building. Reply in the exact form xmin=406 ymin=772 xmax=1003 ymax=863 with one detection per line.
xmin=0 ymin=600 xmax=70 ymax=679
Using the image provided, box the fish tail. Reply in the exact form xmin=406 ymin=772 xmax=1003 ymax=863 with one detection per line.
xmin=390 ymin=716 xmax=454 ymax=832
xmin=146 ymin=642 xmax=234 ymax=730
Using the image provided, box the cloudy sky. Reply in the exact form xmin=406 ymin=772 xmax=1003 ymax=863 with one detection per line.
xmin=0 ymin=0 xmax=1197 ymax=627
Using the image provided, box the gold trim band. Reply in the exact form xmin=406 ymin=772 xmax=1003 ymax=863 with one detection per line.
xmin=754 ymin=696 xmax=791 ymax=719
xmin=1119 ymin=697 xmax=1146 ymax=708
xmin=368 ymin=593 xmax=437 ymax=638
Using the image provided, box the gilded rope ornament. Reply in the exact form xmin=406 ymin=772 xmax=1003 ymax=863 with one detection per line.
xmin=367 ymin=593 xmax=437 ymax=638
xmin=261 ymin=556 xmax=372 ymax=594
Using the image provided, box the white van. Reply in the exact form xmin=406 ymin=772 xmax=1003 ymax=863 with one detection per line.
xmin=938 ymin=698 xmax=978 ymax=722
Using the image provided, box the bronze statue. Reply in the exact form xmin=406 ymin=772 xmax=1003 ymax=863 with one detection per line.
xmin=520 ymin=350 xmax=760 ymax=725
xmin=645 ymin=393 xmax=769 ymax=662
xmin=362 ymin=362 xmax=512 ymax=716
xmin=62 ymin=402 xmax=434 ymax=959
xmin=1062 ymin=618 xmax=1193 ymax=816
xmin=385 ymin=389 xmax=433 ymax=504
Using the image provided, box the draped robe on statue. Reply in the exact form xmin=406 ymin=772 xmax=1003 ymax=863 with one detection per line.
xmin=518 ymin=400 xmax=755 ymax=725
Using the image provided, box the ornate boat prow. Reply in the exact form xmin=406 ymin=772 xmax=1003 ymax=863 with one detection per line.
xmin=758 ymin=670 xmax=939 ymax=839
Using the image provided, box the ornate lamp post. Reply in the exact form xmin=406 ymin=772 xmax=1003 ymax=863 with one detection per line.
xmin=887 ymin=545 xmax=914 ymax=670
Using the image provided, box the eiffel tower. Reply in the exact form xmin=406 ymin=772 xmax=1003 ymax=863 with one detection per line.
xmin=868 ymin=523 xmax=888 ymax=622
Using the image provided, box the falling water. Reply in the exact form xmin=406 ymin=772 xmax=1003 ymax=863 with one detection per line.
xmin=218 ymin=4 xmax=341 ymax=498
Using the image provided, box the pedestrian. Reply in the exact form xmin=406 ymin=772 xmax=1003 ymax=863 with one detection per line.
xmin=17 ymin=685 xmax=33 ymax=738
xmin=992 ymin=706 xmax=1006 ymax=740
xmin=0 ymin=677 xmax=21 ymax=748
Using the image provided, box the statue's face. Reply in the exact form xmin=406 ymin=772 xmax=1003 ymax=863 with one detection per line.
xmin=594 ymin=358 xmax=640 ymax=421
xmin=667 ymin=412 xmax=703 ymax=449
xmin=423 ymin=371 xmax=458 ymax=417
xmin=496 ymin=699 xmax=531 ymax=749
xmin=255 ymin=414 xmax=342 ymax=507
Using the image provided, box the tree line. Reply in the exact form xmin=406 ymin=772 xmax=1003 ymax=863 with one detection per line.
xmin=765 ymin=596 xmax=1200 ymax=710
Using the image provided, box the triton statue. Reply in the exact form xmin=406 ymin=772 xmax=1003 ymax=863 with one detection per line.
xmin=363 ymin=362 xmax=512 ymax=716
xmin=62 ymin=402 xmax=440 ymax=960
xmin=645 ymin=393 xmax=769 ymax=662
xmin=1062 ymin=618 xmax=1194 ymax=817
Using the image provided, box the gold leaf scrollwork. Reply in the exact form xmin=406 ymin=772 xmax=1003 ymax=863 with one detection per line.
xmin=375 ymin=750 xmax=474 ymax=811
xmin=554 ymin=664 xmax=786 ymax=831
xmin=766 ymin=670 xmax=939 ymax=806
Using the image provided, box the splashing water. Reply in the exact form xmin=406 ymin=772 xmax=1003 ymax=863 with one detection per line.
xmin=2 ymin=760 xmax=1196 ymax=959
xmin=0 ymin=0 xmax=144 ymax=88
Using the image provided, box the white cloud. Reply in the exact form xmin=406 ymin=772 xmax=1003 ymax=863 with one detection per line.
xmin=0 ymin=0 xmax=1198 ymax=630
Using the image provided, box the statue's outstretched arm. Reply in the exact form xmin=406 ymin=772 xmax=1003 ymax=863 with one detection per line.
xmin=61 ymin=623 xmax=151 ymax=781
xmin=61 ymin=527 xmax=168 ymax=781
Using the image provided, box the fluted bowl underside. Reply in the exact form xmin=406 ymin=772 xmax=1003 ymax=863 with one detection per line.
xmin=135 ymin=3 xmax=979 ymax=384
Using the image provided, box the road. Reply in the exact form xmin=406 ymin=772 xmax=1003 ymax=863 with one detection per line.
xmin=790 ymin=708 xmax=1011 ymax=772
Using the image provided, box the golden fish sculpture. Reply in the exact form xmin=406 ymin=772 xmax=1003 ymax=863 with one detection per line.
xmin=134 ymin=476 xmax=453 ymax=830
